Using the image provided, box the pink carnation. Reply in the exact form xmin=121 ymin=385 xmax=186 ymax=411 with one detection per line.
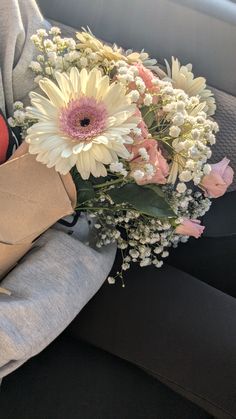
xmin=129 ymin=138 xmax=169 ymax=185
xmin=175 ymin=219 xmax=205 ymax=239
xmin=201 ymin=158 xmax=234 ymax=198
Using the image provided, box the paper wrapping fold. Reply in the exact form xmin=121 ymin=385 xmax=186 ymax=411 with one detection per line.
xmin=0 ymin=151 xmax=77 ymax=280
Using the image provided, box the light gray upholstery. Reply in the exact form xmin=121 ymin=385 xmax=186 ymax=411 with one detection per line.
xmin=37 ymin=0 xmax=236 ymax=96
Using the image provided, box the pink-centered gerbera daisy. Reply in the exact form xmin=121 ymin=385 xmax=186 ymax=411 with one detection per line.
xmin=26 ymin=67 xmax=139 ymax=179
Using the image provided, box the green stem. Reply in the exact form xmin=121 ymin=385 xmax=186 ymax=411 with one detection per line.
xmin=75 ymin=206 xmax=132 ymax=212
xmin=93 ymin=177 xmax=126 ymax=189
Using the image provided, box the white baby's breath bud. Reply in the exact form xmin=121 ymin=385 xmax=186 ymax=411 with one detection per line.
xmin=13 ymin=101 xmax=24 ymax=110
xmin=80 ymin=57 xmax=88 ymax=67
xmin=89 ymin=52 xmax=99 ymax=62
xmin=107 ymin=276 xmax=116 ymax=284
xmin=36 ymin=55 xmax=44 ymax=63
xmin=154 ymin=260 xmax=163 ymax=268
xmin=191 ymin=129 xmax=200 ymax=140
xmin=154 ymin=246 xmax=163 ymax=255
xmin=135 ymin=77 xmax=146 ymax=94
xmin=118 ymin=66 xmax=129 ymax=75
xmin=132 ymin=127 xmax=142 ymax=136
xmin=169 ymin=126 xmax=181 ymax=138
xmin=44 ymin=39 xmax=54 ymax=49
xmin=190 ymin=146 xmax=199 ymax=158
xmin=115 ymin=231 xmax=121 ymax=239
xmin=30 ymin=34 xmax=40 ymax=43
xmin=193 ymin=176 xmax=201 ymax=185
xmin=185 ymin=160 xmax=195 ymax=170
xmin=116 ymin=60 xmax=127 ymax=68
xmin=36 ymin=29 xmax=48 ymax=37
xmin=13 ymin=110 xmax=25 ymax=123
xmin=139 ymin=147 xmax=149 ymax=161
xmin=203 ymin=164 xmax=211 ymax=175
xmin=126 ymin=73 xmax=134 ymax=83
xmin=129 ymin=249 xmax=139 ymax=259
xmin=179 ymin=170 xmax=192 ymax=182
xmin=172 ymin=113 xmax=185 ymax=126
xmin=109 ymin=162 xmax=125 ymax=173
xmin=129 ymin=90 xmax=140 ymax=102
xmin=67 ymin=38 xmax=76 ymax=50
xmin=208 ymin=133 xmax=216 ymax=145
xmin=122 ymin=263 xmax=130 ymax=271
xmin=119 ymin=242 xmax=128 ymax=249
xmin=94 ymin=224 xmax=101 ymax=229
xmin=162 ymin=86 xmax=174 ymax=95
xmin=133 ymin=170 xmax=145 ymax=181
xmin=145 ymin=163 xmax=154 ymax=176
xmin=176 ymin=101 xmax=185 ymax=113
xmin=196 ymin=116 xmax=205 ymax=124
xmin=143 ymin=93 xmax=153 ymax=106
xmin=172 ymin=140 xmax=184 ymax=152
xmin=162 ymin=251 xmax=169 ymax=258
xmin=176 ymin=182 xmax=187 ymax=193
xmin=189 ymin=96 xmax=200 ymax=107
xmin=206 ymin=149 xmax=212 ymax=159
xmin=140 ymin=258 xmax=151 ymax=267
xmin=47 ymin=51 xmax=58 ymax=65
xmin=29 ymin=61 xmax=42 ymax=73
xmin=49 ymin=26 xmax=61 ymax=36
xmin=152 ymin=78 xmax=160 ymax=86
xmin=65 ymin=51 xmax=81 ymax=62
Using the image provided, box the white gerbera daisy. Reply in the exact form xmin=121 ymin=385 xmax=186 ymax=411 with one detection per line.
xmin=165 ymin=57 xmax=216 ymax=116
xmin=26 ymin=67 xmax=139 ymax=178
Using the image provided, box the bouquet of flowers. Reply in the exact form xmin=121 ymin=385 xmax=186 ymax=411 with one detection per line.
xmin=9 ymin=27 xmax=234 ymax=285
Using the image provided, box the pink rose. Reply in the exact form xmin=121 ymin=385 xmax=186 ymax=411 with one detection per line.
xmin=135 ymin=63 xmax=155 ymax=90
xmin=175 ymin=219 xmax=205 ymax=238
xmin=201 ymin=158 xmax=234 ymax=198
xmin=136 ymin=109 xmax=149 ymax=140
xmin=129 ymin=138 xmax=169 ymax=185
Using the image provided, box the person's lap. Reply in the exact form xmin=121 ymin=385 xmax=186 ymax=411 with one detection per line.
xmin=68 ymin=191 xmax=236 ymax=419
xmin=68 ymin=263 xmax=236 ymax=419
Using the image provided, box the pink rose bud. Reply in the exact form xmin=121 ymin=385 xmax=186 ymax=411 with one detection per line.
xmin=201 ymin=158 xmax=234 ymax=198
xmin=175 ymin=219 xmax=205 ymax=239
xmin=129 ymin=138 xmax=169 ymax=185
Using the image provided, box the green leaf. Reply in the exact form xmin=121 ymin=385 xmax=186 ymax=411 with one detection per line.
xmin=109 ymin=183 xmax=175 ymax=218
xmin=76 ymin=179 xmax=95 ymax=205
xmin=71 ymin=168 xmax=95 ymax=205
xmin=141 ymin=106 xmax=155 ymax=128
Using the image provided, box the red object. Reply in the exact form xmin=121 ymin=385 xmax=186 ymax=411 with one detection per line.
xmin=0 ymin=113 xmax=9 ymax=164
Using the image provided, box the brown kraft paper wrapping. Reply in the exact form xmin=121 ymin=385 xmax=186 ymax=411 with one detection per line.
xmin=0 ymin=150 xmax=77 ymax=281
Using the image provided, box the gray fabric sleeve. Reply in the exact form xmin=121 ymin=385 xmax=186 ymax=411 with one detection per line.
xmin=0 ymin=0 xmax=47 ymax=115
xmin=0 ymin=229 xmax=116 ymax=378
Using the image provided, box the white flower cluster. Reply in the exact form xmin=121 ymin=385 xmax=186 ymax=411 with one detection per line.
xmin=81 ymin=185 xmax=210 ymax=284
xmin=29 ymin=27 xmax=105 ymax=82
xmin=116 ymin=61 xmax=156 ymax=104
xmin=8 ymin=28 xmax=221 ymax=286
xmin=109 ymin=162 xmax=128 ymax=177
xmin=164 ymin=186 xmax=211 ymax=220
xmin=8 ymin=101 xmax=37 ymax=138
xmin=159 ymin=81 xmax=219 ymax=186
